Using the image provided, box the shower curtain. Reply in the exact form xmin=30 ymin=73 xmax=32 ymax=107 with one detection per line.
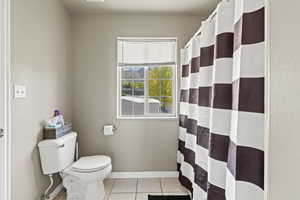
xmin=177 ymin=0 xmax=265 ymax=200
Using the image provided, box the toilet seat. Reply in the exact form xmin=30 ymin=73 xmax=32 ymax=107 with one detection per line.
xmin=71 ymin=155 xmax=111 ymax=173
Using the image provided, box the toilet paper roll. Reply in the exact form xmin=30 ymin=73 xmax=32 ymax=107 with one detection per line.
xmin=104 ymin=125 xmax=114 ymax=136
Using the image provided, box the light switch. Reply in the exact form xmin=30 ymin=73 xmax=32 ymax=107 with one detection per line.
xmin=14 ymin=84 xmax=27 ymax=98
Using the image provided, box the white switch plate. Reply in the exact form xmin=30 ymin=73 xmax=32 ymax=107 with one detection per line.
xmin=14 ymin=84 xmax=27 ymax=98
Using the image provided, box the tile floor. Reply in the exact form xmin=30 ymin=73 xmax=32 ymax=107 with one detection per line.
xmin=54 ymin=178 xmax=188 ymax=200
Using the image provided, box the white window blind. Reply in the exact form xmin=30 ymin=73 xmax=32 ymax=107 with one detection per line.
xmin=118 ymin=39 xmax=176 ymax=66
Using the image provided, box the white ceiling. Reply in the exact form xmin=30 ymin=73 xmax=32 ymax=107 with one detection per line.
xmin=62 ymin=0 xmax=219 ymax=16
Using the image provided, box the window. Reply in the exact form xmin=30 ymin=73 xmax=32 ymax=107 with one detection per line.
xmin=117 ymin=37 xmax=177 ymax=118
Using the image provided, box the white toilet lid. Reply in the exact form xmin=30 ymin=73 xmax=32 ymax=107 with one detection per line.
xmin=71 ymin=155 xmax=111 ymax=173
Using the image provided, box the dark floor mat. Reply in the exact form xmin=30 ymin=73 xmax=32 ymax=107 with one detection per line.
xmin=148 ymin=195 xmax=191 ymax=200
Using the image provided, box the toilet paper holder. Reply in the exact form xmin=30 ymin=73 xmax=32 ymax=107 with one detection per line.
xmin=102 ymin=125 xmax=118 ymax=132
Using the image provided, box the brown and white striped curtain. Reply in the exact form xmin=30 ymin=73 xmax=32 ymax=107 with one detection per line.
xmin=177 ymin=0 xmax=265 ymax=200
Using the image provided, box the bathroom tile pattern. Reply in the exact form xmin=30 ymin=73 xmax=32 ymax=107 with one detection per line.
xmin=54 ymin=178 xmax=188 ymax=200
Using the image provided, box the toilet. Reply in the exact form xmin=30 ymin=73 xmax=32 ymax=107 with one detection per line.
xmin=38 ymin=132 xmax=111 ymax=200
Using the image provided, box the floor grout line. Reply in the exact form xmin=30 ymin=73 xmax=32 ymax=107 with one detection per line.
xmin=108 ymin=179 xmax=116 ymax=198
xmin=135 ymin=178 xmax=138 ymax=200
xmin=159 ymin=178 xmax=164 ymax=195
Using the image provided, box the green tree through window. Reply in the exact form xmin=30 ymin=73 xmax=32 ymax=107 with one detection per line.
xmin=148 ymin=66 xmax=173 ymax=113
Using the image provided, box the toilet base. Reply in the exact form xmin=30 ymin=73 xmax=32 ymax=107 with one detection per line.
xmin=62 ymin=165 xmax=112 ymax=200
xmin=64 ymin=178 xmax=105 ymax=200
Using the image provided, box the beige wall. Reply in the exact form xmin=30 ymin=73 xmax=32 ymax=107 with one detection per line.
xmin=71 ymin=14 xmax=201 ymax=171
xmin=268 ymin=1 xmax=300 ymax=200
xmin=11 ymin=0 xmax=72 ymax=199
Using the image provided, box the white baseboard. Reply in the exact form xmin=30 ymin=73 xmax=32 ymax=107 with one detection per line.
xmin=48 ymin=183 xmax=64 ymax=200
xmin=107 ymin=171 xmax=179 ymax=179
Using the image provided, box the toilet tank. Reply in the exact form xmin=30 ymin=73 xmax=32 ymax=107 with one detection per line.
xmin=38 ymin=132 xmax=77 ymax=175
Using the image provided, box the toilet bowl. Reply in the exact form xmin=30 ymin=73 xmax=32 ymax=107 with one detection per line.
xmin=38 ymin=132 xmax=112 ymax=200
xmin=62 ymin=156 xmax=112 ymax=200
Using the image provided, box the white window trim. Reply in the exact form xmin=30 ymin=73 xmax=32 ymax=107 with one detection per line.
xmin=116 ymin=37 xmax=178 ymax=119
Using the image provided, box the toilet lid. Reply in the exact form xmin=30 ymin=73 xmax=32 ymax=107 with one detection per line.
xmin=71 ymin=155 xmax=111 ymax=173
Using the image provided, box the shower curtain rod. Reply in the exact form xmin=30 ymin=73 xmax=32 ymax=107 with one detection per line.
xmin=184 ymin=7 xmax=218 ymax=49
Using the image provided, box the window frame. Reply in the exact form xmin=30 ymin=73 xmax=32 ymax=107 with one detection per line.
xmin=117 ymin=37 xmax=178 ymax=119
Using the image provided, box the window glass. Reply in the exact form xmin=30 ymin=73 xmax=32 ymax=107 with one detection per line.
xmin=160 ymin=66 xmax=173 ymax=79
xmin=161 ymin=80 xmax=172 ymax=96
xmin=132 ymin=67 xmax=144 ymax=79
xmin=121 ymin=67 xmax=132 ymax=79
xmin=133 ymin=80 xmax=144 ymax=96
xmin=122 ymin=80 xmax=133 ymax=96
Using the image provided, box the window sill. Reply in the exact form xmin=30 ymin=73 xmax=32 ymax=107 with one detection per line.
xmin=117 ymin=116 xmax=178 ymax=120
